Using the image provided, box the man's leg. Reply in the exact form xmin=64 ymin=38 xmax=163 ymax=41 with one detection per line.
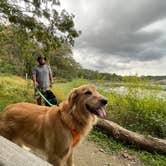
xmin=37 ymin=97 xmax=42 ymax=105
xmin=35 ymin=89 xmax=42 ymax=105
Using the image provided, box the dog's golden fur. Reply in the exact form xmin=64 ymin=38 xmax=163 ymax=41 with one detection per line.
xmin=0 ymin=85 xmax=107 ymax=166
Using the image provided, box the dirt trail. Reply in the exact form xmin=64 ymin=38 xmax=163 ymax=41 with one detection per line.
xmin=32 ymin=139 xmax=144 ymax=166
xmin=74 ymin=139 xmax=144 ymax=166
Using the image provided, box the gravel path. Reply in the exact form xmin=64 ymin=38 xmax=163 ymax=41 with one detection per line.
xmin=74 ymin=139 xmax=144 ymax=166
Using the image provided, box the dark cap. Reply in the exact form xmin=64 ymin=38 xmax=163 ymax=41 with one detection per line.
xmin=37 ymin=55 xmax=46 ymax=62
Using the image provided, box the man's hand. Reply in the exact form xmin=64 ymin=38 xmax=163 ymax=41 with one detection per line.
xmin=50 ymin=81 xmax=53 ymax=88
xmin=34 ymin=81 xmax=39 ymax=88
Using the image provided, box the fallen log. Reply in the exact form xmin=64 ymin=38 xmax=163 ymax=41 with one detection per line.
xmin=96 ymin=119 xmax=166 ymax=154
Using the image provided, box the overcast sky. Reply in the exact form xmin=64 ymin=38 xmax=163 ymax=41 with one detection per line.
xmin=60 ymin=0 xmax=166 ymax=76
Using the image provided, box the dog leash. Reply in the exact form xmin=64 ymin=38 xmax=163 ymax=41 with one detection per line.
xmin=36 ymin=88 xmax=53 ymax=106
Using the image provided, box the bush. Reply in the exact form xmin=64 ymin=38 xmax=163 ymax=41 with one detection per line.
xmin=102 ymin=82 xmax=166 ymax=138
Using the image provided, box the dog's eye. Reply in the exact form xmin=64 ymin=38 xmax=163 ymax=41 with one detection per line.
xmin=84 ymin=91 xmax=92 ymax=95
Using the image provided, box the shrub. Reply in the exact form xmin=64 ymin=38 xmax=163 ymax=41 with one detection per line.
xmin=102 ymin=81 xmax=166 ymax=138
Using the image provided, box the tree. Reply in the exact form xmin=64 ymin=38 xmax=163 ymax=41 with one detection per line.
xmin=0 ymin=24 xmax=81 ymax=78
xmin=0 ymin=0 xmax=80 ymax=48
xmin=0 ymin=0 xmax=81 ymax=78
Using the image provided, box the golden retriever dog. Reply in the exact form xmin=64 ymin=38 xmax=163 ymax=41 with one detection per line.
xmin=0 ymin=85 xmax=107 ymax=166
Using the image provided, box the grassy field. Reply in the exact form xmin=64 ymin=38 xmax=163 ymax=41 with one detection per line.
xmin=101 ymin=88 xmax=166 ymax=139
xmin=0 ymin=75 xmax=166 ymax=166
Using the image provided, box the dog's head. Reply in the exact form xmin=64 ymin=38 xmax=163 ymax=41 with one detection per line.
xmin=68 ymin=85 xmax=107 ymax=118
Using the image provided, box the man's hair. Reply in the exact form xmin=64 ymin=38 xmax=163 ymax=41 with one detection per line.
xmin=37 ymin=55 xmax=46 ymax=62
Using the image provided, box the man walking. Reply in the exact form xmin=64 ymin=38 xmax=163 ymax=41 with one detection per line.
xmin=32 ymin=55 xmax=53 ymax=105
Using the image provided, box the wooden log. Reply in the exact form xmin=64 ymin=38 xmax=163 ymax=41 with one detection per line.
xmin=97 ymin=119 xmax=166 ymax=154
xmin=0 ymin=136 xmax=52 ymax=166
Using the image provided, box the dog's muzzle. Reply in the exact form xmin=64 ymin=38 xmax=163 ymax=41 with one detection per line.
xmin=85 ymin=99 xmax=107 ymax=118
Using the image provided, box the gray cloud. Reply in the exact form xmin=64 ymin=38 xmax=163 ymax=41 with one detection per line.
xmin=61 ymin=0 xmax=166 ymax=75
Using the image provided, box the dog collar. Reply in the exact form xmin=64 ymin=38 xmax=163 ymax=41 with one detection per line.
xmin=71 ymin=129 xmax=80 ymax=146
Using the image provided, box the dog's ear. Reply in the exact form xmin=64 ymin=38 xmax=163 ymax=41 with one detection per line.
xmin=68 ymin=88 xmax=79 ymax=108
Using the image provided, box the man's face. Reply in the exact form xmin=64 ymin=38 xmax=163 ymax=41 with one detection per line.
xmin=39 ymin=58 xmax=46 ymax=65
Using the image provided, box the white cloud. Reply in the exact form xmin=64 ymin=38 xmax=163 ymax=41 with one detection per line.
xmin=140 ymin=18 xmax=166 ymax=33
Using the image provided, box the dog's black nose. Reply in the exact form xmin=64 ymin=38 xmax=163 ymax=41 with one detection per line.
xmin=100 ymin=99 xmax=107 ymax=105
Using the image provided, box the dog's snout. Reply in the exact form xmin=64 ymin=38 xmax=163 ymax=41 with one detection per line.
xmin=100 ymin=99 xmax=107 ymax=105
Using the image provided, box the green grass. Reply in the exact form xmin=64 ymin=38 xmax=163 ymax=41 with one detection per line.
xmin=0 ymin=60 xmax=18 ymax=75
xmin=52 ymin=78 xmax=89 ymax=102
xmin=138 ymin=151 xmax=166 ymax=166
xmin=0 ymin=75 xmax=34 ymax=111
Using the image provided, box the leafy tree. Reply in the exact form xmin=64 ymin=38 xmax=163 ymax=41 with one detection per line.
xmin=0 ymin=0 xmax=80 ymax=48
xmin=0 ymin=24 xmax=81 ymax=78
xmin=0 ymin=1 xmax=81 ymax=78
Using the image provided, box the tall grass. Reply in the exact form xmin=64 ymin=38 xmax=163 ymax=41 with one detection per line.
xmin=102 ymin=80 xmax=166 ymax=138
xmin=0 ymin=75 xmax=34 ymax=111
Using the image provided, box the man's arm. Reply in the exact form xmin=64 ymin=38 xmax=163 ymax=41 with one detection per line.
xmin=32 ymin=69 xmax=38 ymax=88
xmin=48 ymin=65 xmax=53 ymax=85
